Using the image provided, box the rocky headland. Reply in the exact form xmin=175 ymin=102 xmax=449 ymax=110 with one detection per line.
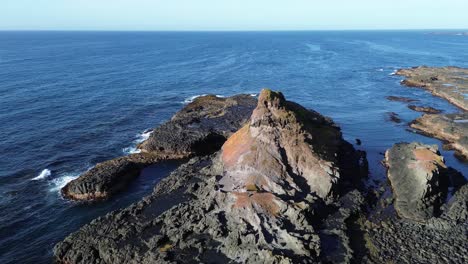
xmin=54 ymin=89 xmax=467 ymax=263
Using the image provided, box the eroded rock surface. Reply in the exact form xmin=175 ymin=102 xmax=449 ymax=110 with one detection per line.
xmin=54 ymin=89 xmax=367 ymax=263
xmin=62 ymin=94 xmax=256 ymax=201
xmin=410 ymin=112 xmax=468 ymax=159
xmin=396 ymin=66 xmax=468 ymax=111
xmin=385 ymin=142 xmax=448 ymax=221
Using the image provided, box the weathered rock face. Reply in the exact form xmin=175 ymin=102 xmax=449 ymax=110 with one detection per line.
xmin=138 ymin=94 xmax=257 ymax=157
xmin=385 ymin=142 xmax=449 ymax=221
xmin=410 ymin=113 xmax=468 ymax=160
xmin=62 ymin=94 xmax=257 ymax=201
xmin=54 ymin=89 xmax=367 ymax=263
xmin=221 ymin=90 xmax=346 ymax=200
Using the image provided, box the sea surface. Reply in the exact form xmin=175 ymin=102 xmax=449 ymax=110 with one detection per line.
xmin=0 ymin=31 xmax=467 ymax=263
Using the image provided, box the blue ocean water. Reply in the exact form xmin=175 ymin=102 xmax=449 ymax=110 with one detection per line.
xmin=0 ymin=31 xmax=467 ymax=263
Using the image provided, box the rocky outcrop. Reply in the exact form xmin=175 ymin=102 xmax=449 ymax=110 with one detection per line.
xmin=138 ymin=94 xmax=257 ymax=156
xmin=410 ymin=113 xmax=468 ymax=160
xmin=54 ymin=89 xmax=367 ymax=263
xmin=385 ymin=143 xmax=449 ymax=221
xmin=62 ymin=153 xmax=162 ymax=200
xmin=62 ymin=94 xmax=257 ymax=201
xmin=385 ymin=96 xmax=418 ymax=103
xmin=396 ymin=66 xmax=468 ymax=111
xmin=407 ymin=105 xmax=442 ymax=114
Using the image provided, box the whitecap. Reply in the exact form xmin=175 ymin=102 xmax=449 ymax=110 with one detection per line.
xmin=183 ymin=94 xmax=207 ymax=104
xmin=122 ymin=129 xmax=154 ymax=154
xmin=32 ymin=169 xmax=51 ymax=181
xmin=123 ymin=146 xmax=141 ymax=154
xmin=49 ymin=174 xmax=79 ymax=192
xmin=250 ymin=93 xmax=258 ymax=97
xmin=389 ymin=70 xmax=398 ymax=76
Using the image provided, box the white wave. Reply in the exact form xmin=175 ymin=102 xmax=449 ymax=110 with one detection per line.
xmin=32 ymin=169 xmax=51 ymax=181
xmin=122 ymin=129 xmax=153 ymax=154
xmin=389 ymin=69 xmax=398 ymax=76
xmin=183 ymin=94 xmax=208 ymax=104
xmin=250 ymin=93 xmax=258 ymax=97
xmin=49 ymin=174 xmax=79 ymax=193
xmin=123 ymin=146 xmax=141 ymax=154
xmin=183 ymin=94 xmax=231 ymax=104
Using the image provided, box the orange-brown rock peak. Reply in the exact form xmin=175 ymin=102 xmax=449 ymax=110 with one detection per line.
xmin=221 ymin=89 xmax=344 ymax=200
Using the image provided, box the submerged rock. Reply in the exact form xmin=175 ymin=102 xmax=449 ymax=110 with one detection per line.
xmin=385 ymin=95 xmax=419 ymax=103
xmin=407 ymin=104 xmax=442 ymax=114
xmin=386 ymin=112 xmax=402 ymax=123
xmin=54 ymin=89 xmax=367 ymax=263
xmin=62 ymin=94 xmax=256 ymax=201
xmin=385 ymin=142 xmax=448 ymax=221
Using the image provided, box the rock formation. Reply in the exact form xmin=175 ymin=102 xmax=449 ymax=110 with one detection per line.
xmin=407 ymin=105 xmax=442 ymax=114
xmin=62 ymin=94 xmax=256 ymax=200
xmin=397 ymin=66 xmax=468 ymax=160
xmin=54 ymin=89 xmax=367 ymax=263
xmin=396 ymin=66 xmax=468 ymax=111
xmin=410 ymin=113 xmax=468 ymax=160
xmin=385 ymin=142 xmax=448 ymax=221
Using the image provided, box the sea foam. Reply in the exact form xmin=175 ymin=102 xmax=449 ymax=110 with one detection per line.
xmin=32 ymin=169 xmax=51 ymax=181
xmin=49 ymin=174 xmax=79 ymax=193
xmin=122 ymin=129 xmax=154 ymax=154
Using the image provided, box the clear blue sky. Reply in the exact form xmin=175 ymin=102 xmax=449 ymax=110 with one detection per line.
xmin=1 ymin=0 xmax=468 ymax=31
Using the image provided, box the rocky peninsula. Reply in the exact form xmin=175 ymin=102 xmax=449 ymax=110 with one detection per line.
xmin=54 ymin=89 xmax=467 ymax=263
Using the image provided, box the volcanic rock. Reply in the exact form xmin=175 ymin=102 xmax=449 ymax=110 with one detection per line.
xmin=385 ymin=142 xmax=449 ymax=221
xmin=138 ymin=94 xmax=257 ymax=157
xmin=62 ymin=94 xmax=256 ymax=201
xmin=54 ymin=89 xmax=367 ymax=263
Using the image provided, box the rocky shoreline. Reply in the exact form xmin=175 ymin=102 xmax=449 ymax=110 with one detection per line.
xmin=53 ymin=89 xmax=467 ymax=263
xmin=395 ymin=66 xmax=468 ymax=160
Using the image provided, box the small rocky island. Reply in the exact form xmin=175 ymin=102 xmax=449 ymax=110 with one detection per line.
xmin=54 ymin=88 xmax=467 ymax=263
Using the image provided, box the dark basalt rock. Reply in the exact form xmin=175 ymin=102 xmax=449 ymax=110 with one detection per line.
xmin=385 ymin=96 xmax=419 ymax=103
xmin=407 ymin=104 xmax=442 ymax=114
xmin=62 ymin=94 xmax=257 ymax=201
xmin=62 ymin=153 xmax=161 ymax=200
xmin=386 ymin=112 xmax=402 ymax=123
xmin=384 ymin=142 xmax=449 ymax=221
xmin=54 ymin=89 xmax=368 ymax=263
xmin=138 ymin=94 xmax=257 ymax=157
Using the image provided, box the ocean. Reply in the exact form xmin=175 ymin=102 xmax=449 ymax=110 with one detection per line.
xmin=0 ymin=31 xmax=467 ymax=263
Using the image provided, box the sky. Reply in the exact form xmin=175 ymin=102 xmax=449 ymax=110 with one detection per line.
xmin=1 ymin=0 xmax=468 ymax=31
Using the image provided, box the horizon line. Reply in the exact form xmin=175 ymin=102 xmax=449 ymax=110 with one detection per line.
xmin=0 ymin=28 xmax=468 ymax=33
